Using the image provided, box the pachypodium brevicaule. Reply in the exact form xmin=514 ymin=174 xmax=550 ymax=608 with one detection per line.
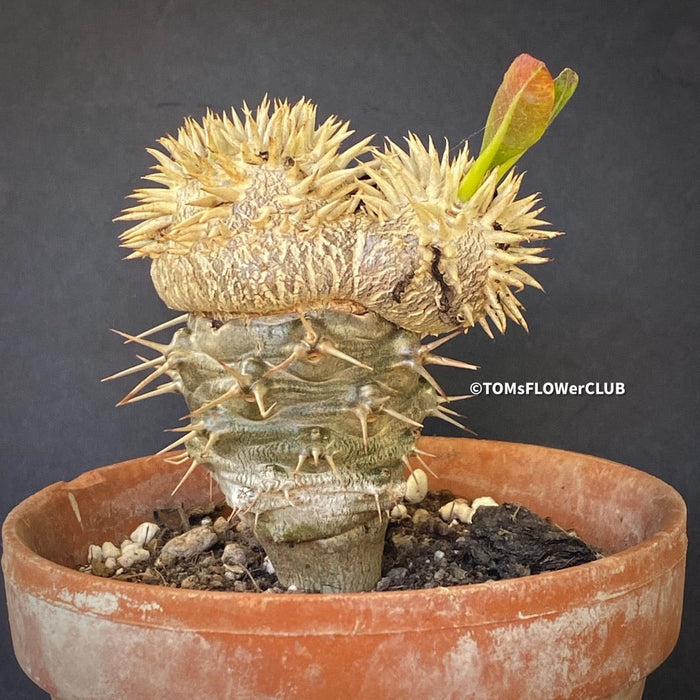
xmin=109 ymin=54 xmax=577 ymax=592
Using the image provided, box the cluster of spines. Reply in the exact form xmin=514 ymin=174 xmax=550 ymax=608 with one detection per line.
xmin=117 ymin=97 xmax=373 ymax=258
xmin=104 ymin=313 xmax=476 ymax=505
xmin=474 ymin=169 xmax=561 ymax=336
xmin=363 ymin=136 xmax=561 ymax=336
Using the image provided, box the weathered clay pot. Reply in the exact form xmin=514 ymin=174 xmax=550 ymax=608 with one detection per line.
xmin=2 ymin=437 xmax=686 ymax=699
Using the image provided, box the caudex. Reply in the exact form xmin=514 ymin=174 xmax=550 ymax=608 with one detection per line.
xmin=107 ymin=54 xmax=578 ymax=592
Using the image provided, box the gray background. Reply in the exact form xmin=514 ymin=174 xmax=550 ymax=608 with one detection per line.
xmin=1 ymin=1 xmax=697 ymax=697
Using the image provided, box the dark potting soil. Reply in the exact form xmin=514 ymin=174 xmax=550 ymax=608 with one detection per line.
xmin=87 ymin=491 xmax=602 ymax=592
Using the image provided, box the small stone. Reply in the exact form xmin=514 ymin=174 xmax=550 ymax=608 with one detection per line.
xmin=120 ymin=541 xmax=140 ymax=555
xmin=102 ymin=541 xmax=121 ymax=559
xmin=439 ymin=498 xmax=473 ymax=524
xmin=389 ymin=503 xmax=408 ymax=520
xmin=180 ymin=575 xmax=198 ymax=589
xmin=262 ymin=556 xmax=275 ymax=575
xmin=88 ymin=544 xmax=103 ymax=564
xmin=412 ymin=508 xmax=431 ymax=532
xmin=213 ymin=516 xmax=230 ymax=534
xmin=225 ymin=566 xmax=246 ymax=579
xmin=468 ymin=496 xmax=499 ymax=523
xmin=120 ymin=539 xmax=133 ymax=551
xmin=471 ymin=496 xmax=499 ymax=509
xmin=405 ymin=468 xmax=428 ymax=503
xmin=104 ymin=557 xmax=117 ymax=572
xmin=222 ymin=543 xmax=248 ymax=568
xmin=117 ymin=546 xmax=150 ymax=568
xmin=434 ymin=550 xmax=445 ymax=562
xmin=387 ymin=567 xmax=408 ymax=585
xmin=390 ymin=503 xmax=408 ymax=520
xmin=158 ymin=525 xmax=218 ymax=566
xmin=449 ymin=565 xmax=467 ymax=581
xmin=130 ymin=522 xmax=160 ymax=546
xmin=375 ymin=577 xmax=391 ymax=592
xmin=200 ymin=516 xmax=213 ymax=526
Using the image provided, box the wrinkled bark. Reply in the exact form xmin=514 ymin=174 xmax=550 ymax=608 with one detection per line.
xmin=245 ymin=508 xmax=389 ymax=593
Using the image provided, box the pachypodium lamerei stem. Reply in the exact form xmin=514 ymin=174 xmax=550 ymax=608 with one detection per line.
xmin=110 ymin=55 xmax=576 ymax=592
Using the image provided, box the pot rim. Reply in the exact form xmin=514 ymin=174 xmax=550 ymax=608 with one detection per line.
xmin=2 ymin=437 xmax=687 ymax=636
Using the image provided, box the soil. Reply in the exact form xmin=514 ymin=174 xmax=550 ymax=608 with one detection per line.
xmin=85 ymin=491 xmax=601 ymax=592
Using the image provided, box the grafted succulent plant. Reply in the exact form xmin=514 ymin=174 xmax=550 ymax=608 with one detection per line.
xmin=111 ymin=55 xmax=576 ymax=592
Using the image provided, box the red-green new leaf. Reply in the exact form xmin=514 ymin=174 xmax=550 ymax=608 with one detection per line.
xmin=549 ymin=67 xmax=579 ymax=126
xmin=482 ymin=54 xmax=554 ymax=165
xmin=458 ymin=54 xmax=577 ymax=201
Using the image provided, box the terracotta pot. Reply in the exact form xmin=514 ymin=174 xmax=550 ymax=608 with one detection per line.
xmin=2 ymin=437 xmax=686 ymax=700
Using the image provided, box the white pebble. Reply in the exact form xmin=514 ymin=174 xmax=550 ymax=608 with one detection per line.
xmin=102 ymin=541 xmax=121 ymax=559
xmin=104 ymin=557 xmax=117 ymax=571
xmin=439 ymin=499 xmax=473 ymax=524
xmin=390 ymin=503 xmax=408 ymax=520
xmin=200 ymin=516 xmax=213 ymax=526
xmin=88 ymin=545 xmax=103 ymax=564
xmin=405 ymin=468 xmax=428 ymax=503
xmin=130 ymin=522 xmax=160 ymax=546
xmin=117 ymin=546 xmax=150 ymax=568
xmin=471 ymin=496 xmax=499 ymax=509
xmin=468 ymin=496 xmax=499 ymax=523
xmin=120 ymin=541 xmax=141 ymax=555
xmin=262 ymin=556 xmax=275 ymax=575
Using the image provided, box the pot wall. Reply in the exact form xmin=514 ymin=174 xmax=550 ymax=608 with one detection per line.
xmin=2 ymin=438 xmax=687 ymax=699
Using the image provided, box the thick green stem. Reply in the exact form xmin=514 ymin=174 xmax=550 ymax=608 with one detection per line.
xmin=159 ymin=309 xmax=439 ymax=592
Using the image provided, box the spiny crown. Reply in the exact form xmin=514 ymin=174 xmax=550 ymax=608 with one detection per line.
xmin=118 ymin=97 xmax=560 ymax=338
xmin=117 ymin=97 xmax=373 ymax=259
xmin=362 ymin=137 xmax=557 ymax=335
